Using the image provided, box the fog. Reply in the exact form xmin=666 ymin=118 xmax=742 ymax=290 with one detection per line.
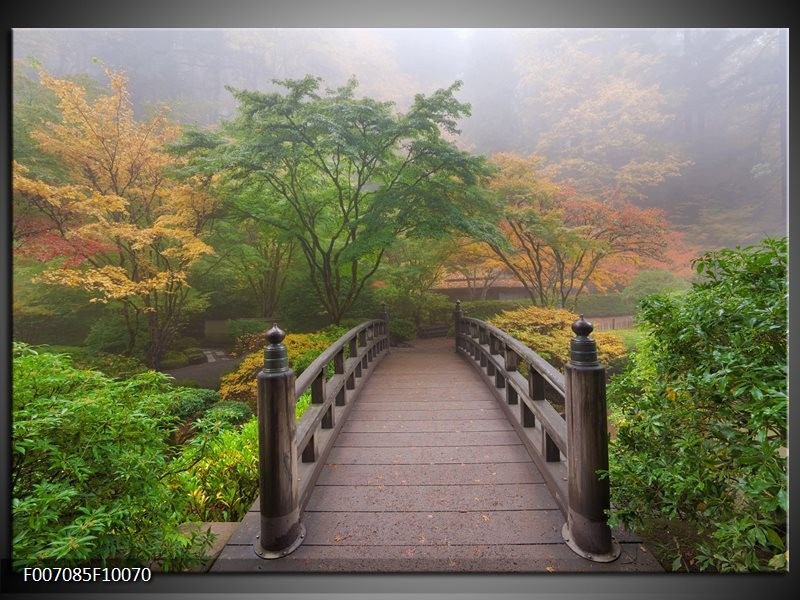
xmin=13 ymin=28 xmax=787 ymax=248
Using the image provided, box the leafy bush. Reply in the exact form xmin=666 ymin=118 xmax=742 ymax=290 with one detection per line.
xmin=170 ymin=418 xmax=260 ymax=522
xmin=195 ymin=401 xmax=253 ymax=433
xmin=621 ymin=270 xmax=691 ymax=306
xmin=460 ymin=299 xmax=530 ymax=321
xmin=160 ymin=350 xmax=189 ymax=370
xmin=220 ymin=329 xmax=344 ymax=411
xmin=389 ymin=318 xmax=417 ymax=342
xmin=488 ymin=305 xmax=627 ymax=372
xmin=227 ymin=318 xmax=269 ymax=342
xmin=184 ymin=348 xmax=207 ymax=365
xmin=166 ymin=388 xmax=220 ymax=422
xmin=84 ymin=314 xmax=146 ymax=356
xmin=606 ymin=238 xmax=787 ymax=572
xmin=38 ymin=345 xmax=150 ymax=380
xmin=11 ymin=344 xmax=211 ymax=569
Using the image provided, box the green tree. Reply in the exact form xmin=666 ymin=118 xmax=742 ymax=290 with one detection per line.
xmin=621 ymin=269 xmax=691 ymax=306
xmin=178 ymin=75 xmax=493 ymax=324
xmin=607 ymin=238 xmax=787 ymax=571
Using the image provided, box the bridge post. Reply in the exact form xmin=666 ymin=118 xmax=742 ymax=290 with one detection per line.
xmin=562 ymin=315 xmax=620 ymax=563
xmin=254 ymin=324 xmax=305 ymax=559
xmin=380 ymin=302 xmax=389 ymax=352
xmin=453 ymin=300 xmax=463 ymax=352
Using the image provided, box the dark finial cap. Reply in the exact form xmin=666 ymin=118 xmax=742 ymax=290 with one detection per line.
xmin=455 ymin=299 xmax=462 ymax=309
xmin=266 ymin=323 xmax=286 ymax=345
xmin=263 ymin=323 xmax=289 ymax=372
xmin=572 ymin=314 xmax=593 ymax=338
xmin=569 ymin=315 xmax=598 ymax=365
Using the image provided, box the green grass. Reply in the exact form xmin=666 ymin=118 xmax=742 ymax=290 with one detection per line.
xmin=613 ymin=327 xmax=647 ymax=352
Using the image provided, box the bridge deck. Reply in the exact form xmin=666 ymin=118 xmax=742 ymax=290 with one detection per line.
xmin=211 ymin=338 xmax=661 ymax=572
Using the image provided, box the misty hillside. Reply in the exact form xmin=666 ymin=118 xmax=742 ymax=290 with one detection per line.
xmin=13 ymin=28 xmax=786 ymax=248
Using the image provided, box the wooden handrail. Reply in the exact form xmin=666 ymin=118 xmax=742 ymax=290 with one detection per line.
xmin=453 ymin=302 xmax=620 ymax=563
xmin=455 ymin=313 xmax=569 ymax=511
xmin=253 ymin=313 xmax=390 ymax=560
xmin=294 ymin=319 xmax=389 ymax=509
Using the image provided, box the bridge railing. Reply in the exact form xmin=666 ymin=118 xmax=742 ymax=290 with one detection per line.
xmin=453 ymin=300 xmax=621 ymax=563
xmin=252 ymin=308 xmax=390 ymax=559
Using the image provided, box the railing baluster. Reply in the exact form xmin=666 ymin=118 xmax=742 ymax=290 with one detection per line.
xmin=334 ymin=349 xmax=344 ymax=375
xmin=507 ymin=382 xmax=518 ymax=405
xmin=302 ymin=436 xmax=316 ymax=462
xmin=544 ymin=430 xmax=560 ymax=461
xmin=311 ymin=371 xmax=324 ymax=405
xmin=321 ymin=404 xmax=334 ymax=429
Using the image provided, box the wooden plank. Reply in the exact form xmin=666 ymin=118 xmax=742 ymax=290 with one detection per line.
xmin=314 ymin=462 xmax=544 ymax=486
xmin=334 ymin=430 xmax=522 ymax=447
xmin=341 ymin=419 xmax=513 ymax=433
xmin=346 ymin=408 xmax=507 ymax=421
xmin=305 ymin=483 xmax=559 ymax=512
xmin=347 ymin=400 xmax=499 ymax=411
xmin=326 ymin=445 xmax=532 ymax=465
xmin=297 ymin=510 xmax=567 ymax=546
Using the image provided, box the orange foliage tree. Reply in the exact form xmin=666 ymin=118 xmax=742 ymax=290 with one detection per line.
xmin=12 ymin=68 xmax=218 ymax=367
xmin=484 ymin=153 xmax=669 ymax=308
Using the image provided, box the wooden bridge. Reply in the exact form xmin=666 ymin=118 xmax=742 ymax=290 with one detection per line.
xmin=211 ymin=304 xmax=661 ymax=572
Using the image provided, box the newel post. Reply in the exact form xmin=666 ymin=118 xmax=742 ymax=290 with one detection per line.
xmin=562 ymin=315 xmax=620 ymax=562
xmin=453 ymin=300 xmax=463 ymax=352
xmin=254 ymin=324 xmax=305 ymax=559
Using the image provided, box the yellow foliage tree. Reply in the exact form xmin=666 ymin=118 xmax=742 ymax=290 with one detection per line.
xmin=12 ymin=68 xmax=218 ymax=367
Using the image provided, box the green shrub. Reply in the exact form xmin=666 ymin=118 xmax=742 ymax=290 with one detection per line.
xmin=160 ymin=351 xmax=188 ymax=370
xmin=621 ymin=269 xmax=691 ymax=306
xmin=227 ymin=319 xmax=269 ymax=342
xmin=389 ymin=318 xmax=417 ymax=342
xmin=11 ymin=344 xmax=211 ymax=569
xmin=166 ymin=388 xmax=220 ymax=423
xmin=606 ymin=238 xmax=787 ymax=572
xmin=37 ymin=346 xmax=149 ymax=380
xmin=460 ymin=299 xmax=530 ymax=321
xmin=195 ymin=401 xmax=253 ymax=433
xmin=84 ymin=314 xmax=146 ymax=356
xmin=173 ymin=337 xmax=201 ymax=351
xmin=184 ymin=348 xmax=207 ymax=365
xmin=170 ymin=418 xmax=260 ymax=522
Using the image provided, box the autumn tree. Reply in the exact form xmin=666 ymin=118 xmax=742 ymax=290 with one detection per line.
xmin=441 ymin=239 xmax=507 ymax=301
xmin=515 ymin=30 xmax=690 ymax=202
xmin=484 ymin=153 xmax=668 ymax=308
xmin=12 ymin=68 xmax=218 ymax=368
xmin=178 ymin=75 xmax=493 ymax=324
